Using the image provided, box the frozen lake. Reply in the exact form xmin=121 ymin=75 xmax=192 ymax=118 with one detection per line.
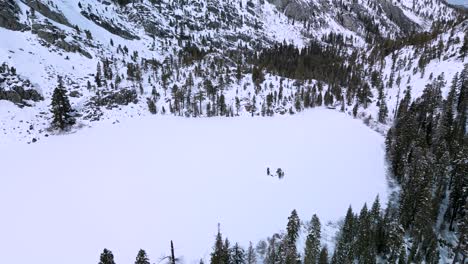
xmin=0 ymin=109 xmax=388 ymax=264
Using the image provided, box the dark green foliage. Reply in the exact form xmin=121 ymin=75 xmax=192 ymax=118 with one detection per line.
xmin=246 ymin=242 xmax=256 ymax=264
xmin=460 ymin=33 xmax=467 ymax=59
xmin=256 ymin=42 xmax=354 ymax=89
xmin=147 ymin=98 xmax=157 ymax=114
xmin=50 ymin=76 xmax=75 ymax=130
xmin=357 ymin=83 xmax=373 ymax=109
xmin=252 ymin=66 xmax=264 ymax=86
xmin=354 ymin=204 xmax=376 ymax=264
xmin=264 ymin=233 xmax=285 ymax=264
xmin=135 ymin=249 xmax=150 ymax=264
xmin=180 ymin=43 xmax=207 ymax=65
xmin=231 ymin=243 xmax=245 ymax=264
xmin=211 ymin=226 xmax=225 ymax=264
xmin=378 ymin=98 xmax=388 ymax=123
xmin=318 ymin=247 xmax=328 ymax=264
xmin=211 ymin=225 xmax=231 ymax=264
xmin=332 ymin=207 xmax=355 ymax=264
xmin=223 ymin=239 xmax=231 ymax=264
xmin=304 ymin=214 xmax=321 ymax=264
xmin=383 ymin=65 xmax=468 ymax=263
xmin=95 ymin=62 xmax=102 ymax=87
xmin=99 ymin=249 xmax=116 ymax=264
xmin=285 ymin=209 xmax=300 ymax=264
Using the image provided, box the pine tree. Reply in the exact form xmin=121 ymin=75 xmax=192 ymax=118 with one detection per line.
xmin=147 ymin=98 xmax=157 ymax=114
xmin=50 ymin=76 xmax=75 ymax=130
xmin=246 ymin=242 xmax=256 ymax=264
xmin=352 ymin=103 xmax=358 ymax=117
xmin=357 ymin=83 xmax=373 ymax=109
xmin=383 ymin=206 xmax=404 ymax=263
xmin=223 ymin=238 xmax=232 ymax=264
xmin=369 ymin=196 xmax=384 ymax=254
xmin=453 ymin=200 xmax=468 ymax=264
xmin=285 ymin=210 xmax=300 ymax=264
xmin=211 ymin=225 xmax=226 ymax=264
xmin=355 ymin=204 xmax=375 ymax=264
xmin=87 ymin=80 xmax=92 ymax=91
xmin=318 ymin=247 xmax=328 ymax=264
xmin=264 ymin=233 xmax=282 ymax=264
xmin=304 ymin=214 xmax=321 ymax=264
xmin=96 ymin=62 xmax=102 ymax=87
xmin=460 ymin=34 xmax=467 ymax=59
xmin=316 ymin=92 xmax=323 ymax=106
xmin=135 ymin=249 xmax=150 ymax=264
xmin=332 ymin=207 xmax=355 ymax=264
xmin=397 ymin=247 xmax=406 ymax=264
xmin=395 ymin=87 xmax=411 ymax=119
xmin=378 ymin=98 xmax=388 ymax=123
xmin=232 ymin=243 xmax=245 ymax=264
xmin=99 ymin=249 xmax=116 ymax=264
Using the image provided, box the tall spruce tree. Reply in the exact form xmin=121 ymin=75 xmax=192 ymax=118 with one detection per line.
xmin=332 ymin=207 xmax=355 ymax=264
xmin=246 ymin=242 xmax=256 ymax=264
xmin=355 ymin=204 xmax=375 ymax=264
xmin=135 ymin=249 xmax=150 ymax=264
xmin=285 ymin=210 xmax=301 ymax=264
xmin=211 ymin=225 xmax=225 ymax=264
xmin=231 ymin=243 xmax=245 ymax=264
xmin=222 ymin=238 xmax=232 ymax=264
xmin=95 ymin=62 xmax=102 ymax=87
xmin=318 ymin=247 xmax=329 ymax=264
xmin=99 ymin=249 xmax=116 ymax=264
xmin=50 ymin=76 xmax=75 ymax=130
xmin=304 ymin=214 xmax=321 ymax=264
xmin=264 ymin=233 xmax=282 ymax=264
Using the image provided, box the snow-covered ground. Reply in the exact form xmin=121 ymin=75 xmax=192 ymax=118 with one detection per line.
xmin=0 ymin=109 xmax=387 ymax=264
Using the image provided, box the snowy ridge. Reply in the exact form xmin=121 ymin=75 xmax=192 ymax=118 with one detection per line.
xmin=0 ymin=0 xmax=464 ymax=144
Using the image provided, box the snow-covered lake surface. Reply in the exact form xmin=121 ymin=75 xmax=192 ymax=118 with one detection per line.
xmin=0 ymin=109 xmax=388 ymax=264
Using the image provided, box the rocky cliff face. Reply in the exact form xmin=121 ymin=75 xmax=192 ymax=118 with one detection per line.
xmin=266 ymin=0 xmax=436 ymax=39
xmin=20 ymin=0 xmax=72 ymax=27
xmin=0 ymin=63 xmax=43 ymax=107
xmin=0 ymin=0 xmax=26 ymax=31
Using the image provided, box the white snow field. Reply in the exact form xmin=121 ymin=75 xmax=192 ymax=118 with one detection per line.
xmin=0 ymin=109 xmax=387 ymax=264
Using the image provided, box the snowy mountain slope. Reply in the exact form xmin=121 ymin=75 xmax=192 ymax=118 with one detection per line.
xmin=354 ymin=19 xmax=468 ymax=131
xmin=0 ymin=0 xmax=464 ymax=145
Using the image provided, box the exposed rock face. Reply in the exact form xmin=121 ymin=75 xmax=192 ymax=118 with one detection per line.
xmin=92 ymin=89 xmax=139 ymax=108
xmin=31 ymin=22 xmax=92 ymax=58
xmin=379 ymin=0 xmax=420 ymax=34
xmin=341 ymin=13 xmax=361 ymax=33
xmin=268 ymin=0 xmax=320 ymax=21
xmin=32 ymin=23 xmax=62 ymax=44
xmin=0 ymin=0 xmax=26 ymax=31
xmin=20 ymin=0 xmax=72 ymax=27
xmin=82 ymin=88 xmax=138 ymax=120
xmin=0 ymin=83 xmax=44 ymax=107
xmin=283 ymin=1 xmax=318 ymax=21
xmin=267 ymin=0 xmax=420 ymax=38
xmin=80 ymin=11 xmax=140 ymax=40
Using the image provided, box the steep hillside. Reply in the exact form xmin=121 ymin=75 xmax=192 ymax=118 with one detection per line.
xmin=0 ymin=0 xmax=465 ymax=144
